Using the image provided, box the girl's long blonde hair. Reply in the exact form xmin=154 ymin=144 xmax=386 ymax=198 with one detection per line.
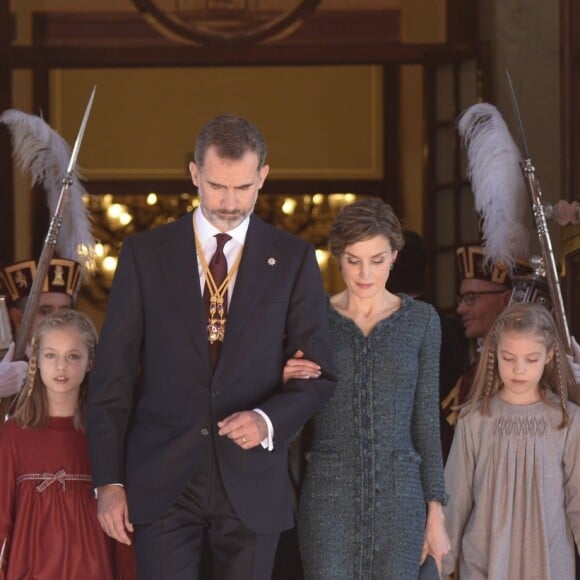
xmin=11 ymin=309 xmax=98 ymax=431
xmin=464 ymin=302 xmax=580 ymax=428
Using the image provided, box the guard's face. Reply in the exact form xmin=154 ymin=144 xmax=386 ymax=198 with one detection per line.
xmin=456 ymin=279 xmax=509 ymax=339
xmin=10 ymin=292 xmax=72 ymax=332
xmin=35 ymin=293 xmax=73 ymax=327
xmin=189 ymin=146 xmax=269 ymax=232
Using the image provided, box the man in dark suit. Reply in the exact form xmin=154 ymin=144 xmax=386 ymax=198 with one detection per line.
xmin=86 ymin=114 xmax=336 ymax=580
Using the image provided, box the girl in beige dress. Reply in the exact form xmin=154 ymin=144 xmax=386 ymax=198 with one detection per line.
xmin=443 ymin=303 xmax=580 ymax=579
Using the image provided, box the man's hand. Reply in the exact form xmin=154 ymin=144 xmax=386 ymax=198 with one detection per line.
xmin=282 ymin=349 xmax=321 ymax=384
xmin=96 ymin=484 xmax=134 ymax=545
xmin=218 ymin=410 xmax=267 ymax=449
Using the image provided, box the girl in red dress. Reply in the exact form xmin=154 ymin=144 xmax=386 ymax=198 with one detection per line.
xmin=0 ymin=309 xmax=135 ymax=580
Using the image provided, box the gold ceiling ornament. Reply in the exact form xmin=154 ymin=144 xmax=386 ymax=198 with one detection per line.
xmin=130 ymin=0 xmax=323 ymax=45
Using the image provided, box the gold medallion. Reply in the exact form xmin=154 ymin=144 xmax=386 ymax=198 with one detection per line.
xmin=195 ymin=231 xmax=243 ymax=345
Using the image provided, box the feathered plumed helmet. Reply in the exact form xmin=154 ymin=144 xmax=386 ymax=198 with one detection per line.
xmin=457 ymin=103 xmax=531 ymax=277
xmin=0 ymin=258 xmax=81 ymax=305
xmin=456 ymin=245 xmax=533 ymax=288
xmin=0 ymin=108 xmax=96 ymax=279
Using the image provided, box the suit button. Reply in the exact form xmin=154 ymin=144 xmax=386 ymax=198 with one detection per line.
xmin=200 ymin=428 xmax=209 ymax=436
xmin=211 ymin=391 xmax=221 ymax=398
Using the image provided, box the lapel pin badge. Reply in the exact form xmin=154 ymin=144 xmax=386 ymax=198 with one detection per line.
xmin=267 ymin=257 xmax=276 ymax=266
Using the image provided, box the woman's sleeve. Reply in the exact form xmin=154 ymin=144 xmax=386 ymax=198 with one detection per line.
xmin=0 ymin=424 xmax=17 ymax=579
xmin=411 ymin=305 xmax=447 ymax=504
xmin=441 ymin=414 xmax=475 ymax=575
xmin=563 ymin=405 xmax=580 ymax=553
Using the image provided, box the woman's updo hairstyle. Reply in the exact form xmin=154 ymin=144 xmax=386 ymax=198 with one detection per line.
xmin=329 ymin=197 xmax=404 ymax=258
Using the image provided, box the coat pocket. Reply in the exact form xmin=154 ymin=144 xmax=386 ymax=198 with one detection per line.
xmin=393 ymin=450 xmax=422 ymax=498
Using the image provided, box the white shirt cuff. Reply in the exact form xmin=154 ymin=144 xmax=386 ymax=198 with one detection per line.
xmin=94 ymin=482 xmax=124 ymax=499
xmin=253 ymin=408 xmax=274 ymax=451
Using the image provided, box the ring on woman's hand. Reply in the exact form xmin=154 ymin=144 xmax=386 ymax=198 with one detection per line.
xmin=242 ymin=437 xmax=247 ymax=444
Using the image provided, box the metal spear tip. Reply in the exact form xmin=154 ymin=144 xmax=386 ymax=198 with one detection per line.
xmin=65 ymin=85 xmax=97 ymax=175
xmin=505 ymin=69 xmax=530 ymax=159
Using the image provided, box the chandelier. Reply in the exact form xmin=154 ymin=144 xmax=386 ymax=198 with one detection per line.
xmin=81 ymin=191 xmax=359 ymax=308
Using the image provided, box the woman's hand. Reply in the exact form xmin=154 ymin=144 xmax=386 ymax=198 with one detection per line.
xmin=282 ymin=350 xmax=321 ymax=384
xmin=421 ymin=501 xmax=450 ymax=574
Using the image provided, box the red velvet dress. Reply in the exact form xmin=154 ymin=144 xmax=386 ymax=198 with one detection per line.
xmin=0 ymin=417 xmax=118 ymax=579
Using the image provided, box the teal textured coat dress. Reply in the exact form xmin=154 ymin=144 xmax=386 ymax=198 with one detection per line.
xmin=298 ymin=295 xmax=447 ymax=579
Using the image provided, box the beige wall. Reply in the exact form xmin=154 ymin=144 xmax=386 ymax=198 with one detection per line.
xmin=50 ymin=67 xmax=383 ymax=181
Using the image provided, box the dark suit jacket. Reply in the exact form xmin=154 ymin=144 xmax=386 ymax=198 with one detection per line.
xmin=87 ymin=212 xmax=336 ymax=534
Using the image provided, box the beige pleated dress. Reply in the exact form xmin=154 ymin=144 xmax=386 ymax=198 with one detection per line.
xmin=443 ymin=394 xmax=580 ymax=580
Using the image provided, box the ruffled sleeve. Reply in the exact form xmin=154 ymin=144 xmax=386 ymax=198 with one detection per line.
xmin=564 ymin=403 xmax=580 ymax=553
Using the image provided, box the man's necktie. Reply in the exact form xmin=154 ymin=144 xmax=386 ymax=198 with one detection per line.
xmin=204 ymin=233 xmax=231 ymax=367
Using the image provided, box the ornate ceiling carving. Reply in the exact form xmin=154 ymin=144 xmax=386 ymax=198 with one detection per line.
xmin=131 ymin=0 xmax=324 ymax=45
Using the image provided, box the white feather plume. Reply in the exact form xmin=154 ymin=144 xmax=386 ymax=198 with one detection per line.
xmin=0 ymin=109 xmax=95 ymax=277
xmin=457 ymin=102 xmax=530 ymax=272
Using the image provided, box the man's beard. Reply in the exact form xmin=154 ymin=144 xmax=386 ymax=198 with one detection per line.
xmin=205 ymin=208 xmax=248 ymax=229
xmin=198 ymin=189 xmax=257 ymax=230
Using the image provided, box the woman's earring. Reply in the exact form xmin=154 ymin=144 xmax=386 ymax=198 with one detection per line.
xmin=390 ymin=263 xmax=394 ymax=271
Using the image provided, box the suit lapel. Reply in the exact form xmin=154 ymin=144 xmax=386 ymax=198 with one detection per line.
xmin=222 ymin=216 xmax=278 ymax=348
xmin=159 ymin=213 xmax=210 ymax=364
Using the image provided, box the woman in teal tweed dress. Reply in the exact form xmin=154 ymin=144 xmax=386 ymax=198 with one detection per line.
xmin=286 ymin=198 xmax=449 ymax=579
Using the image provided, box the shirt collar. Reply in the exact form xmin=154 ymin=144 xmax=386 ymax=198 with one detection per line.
xmin=193 ymin=207 xmax=250 ymax=246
